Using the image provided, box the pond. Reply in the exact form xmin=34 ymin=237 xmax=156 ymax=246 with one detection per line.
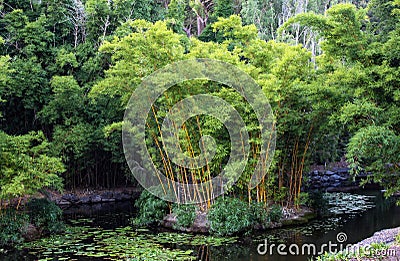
xmin=1 ymin=190 xmax=399 ymax=261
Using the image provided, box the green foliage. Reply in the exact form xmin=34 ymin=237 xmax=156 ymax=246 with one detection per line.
xmin=133 ymin=191 xmax=169 ymax=226
xmin=337 ymin=100 xmax=383 ymax=132
xmin=167 ymin=0 xmax=186 ymax=34
xmin=368 ymin=0 xmax=399 ymax=40
xmin=0 ymin=209 xmax=29 ymax=247
xmin=1 ymin=0 xmax=400 ymax=211
xmin=294 ymin=192 xmax=310 ymax=206
xmin=90 ymin=19 xmax=185 ymax=105
xmin=213 ymin=0 xmax=235 ymax=19
xmin=241 ymin=0 xmax=283 ymax=40
xmin=280 ymin=4 xmax=366 ymax=62
xmin=172 ymin=204 xmax=197 ymax=228
xmin=307 ymin=191 xmax=329 ymax=217
xmin=26 ymin=198 xmax=65 ymax=235
xmin=1 ymin=57 xmax=50 ymax=133
xmin=250 ymin=202 xmax=268 ymax=226
xmin=0 ymin=131 xmax=64 ymax=200
xmin=40 ymin=76 xmax=84 ymax=125
xmin=273 ymin=187 xmax=288 ymax=204
xmin=249 ymin=202 xmax=283 ymax=225
xmin=212 ymin=15 xmax=258 ymax=46
xmin=267 ymin=204 xmax=282 ymax=222
xmin=208 ymin=197 xmax=253 ymax=236
xmin=347 ymin=126 xmax=400 ymax=202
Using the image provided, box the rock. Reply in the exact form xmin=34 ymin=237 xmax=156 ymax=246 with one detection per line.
xmin=330 ymin=174 xmax=342 ymax=181
xmin=91 ymin=195 xmax=102 ymax=203
xmin=114 ymin=192 xmax=123 ymax=201
xmin=80 ymin=196 xmax=91 ymax=204
xmin=56 ymin=199 xmax=71 ymax=205
xmin=322 ymin=182 xmax=330 ymax=187
xmin=101 ymin=191 xmax=114 ymax=199
xmin=101 ymin=198 xmax=115 ymax=202
xmin=162 ymin=211 xmax=210 ymax=233
xmin=61 ymin=193 xmax=79 ymax=203
xmin=23 ymin=224 xmax=40 ymax=241
xmin=336 ymin=168 xmax=350 ymax=174
xmin=120 ymin=193 xmax=132 ymax=200
xmin=325 ymin=170 xmax=335 ymax=175
xmin=281 ymin=217 xmax=309 ymax=226
xmin=322 ymin=176 xmax=330 ymax=182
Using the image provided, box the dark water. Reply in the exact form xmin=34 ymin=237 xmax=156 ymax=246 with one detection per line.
xmin=224 ymin=190 xmax=400 ymax=261
xmin=1 ymin=190 xmax=399 ymax=261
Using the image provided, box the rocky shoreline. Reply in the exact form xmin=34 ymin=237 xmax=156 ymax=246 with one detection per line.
xmin=350 ymin=227 xmax=400 ymax=261
xmin=354 ymin=227 xmax=400 ymax=247
xmin=46 ymin=187 xmax=142 ymax=205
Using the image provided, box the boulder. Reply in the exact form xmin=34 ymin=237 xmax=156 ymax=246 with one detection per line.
xmin=91 ymin=195 xmax=102 ymax=203
xmin=80 ymin=196 xmax=91 ymax=204
xmin=325 ymin=170 xmax=335 ymax=175
xmin=61 ymin=193 xmax=79 ymax=203
xmin=101 ymin=191 xmax=114 ymax=199
xmin=330 ymin=174 xmax=342 ymax=181
xmin=322 ymin=176 xmax=330 ymax=182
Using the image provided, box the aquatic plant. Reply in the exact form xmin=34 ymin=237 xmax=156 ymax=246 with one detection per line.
xmin=325 ymin=192 xmax=375 ymax=215
xmin=19 ymin=220 xmax=237 ymax=260
xmin=307 ymin=190 xmax=329 ymax=217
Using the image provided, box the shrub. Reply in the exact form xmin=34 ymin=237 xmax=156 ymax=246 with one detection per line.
xmin=294 ymin=192 xmax=310 ymax=206
xmin=133 ymin=190 xmax=169 ymax=226
xmin=396 ymin=232 xmax=400 ymax=244
xmin=208 ymin=197 xmax=253 ymax=236
xmin=172 ymin=204 xmax=197 ymax=229
xmin=308 ymin=190 xmax=329 ymax=217
xmin=26 ymin=198 xmax=65 ymax=235
xmin=0 ymin=209 xmax=29 ymax=247
xmin=250 ymin=202 xmax=268 ymax=226
xmin=273 ymin=187 xmax=288 ymax=204
xmin=267 ymin=204 xmax=283 ymax=222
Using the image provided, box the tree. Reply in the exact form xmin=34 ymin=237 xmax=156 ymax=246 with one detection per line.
xmin=0 ymin=131 xmax=64 ymax=201
xmin=166 ymin=0 xmax=186 ymax=34
xmin=85 ymin=0 xmax=113 ymax=43
xmin=347 ymin=126 xmax=400 ymax=203
xmin=0 ymin=57 xmax=50 ymax=134
xmin=66 ymin=0 xmax=87 ymax=48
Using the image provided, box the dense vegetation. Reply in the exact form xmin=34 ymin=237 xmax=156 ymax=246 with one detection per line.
xmin=0 ymin=0 xmax=399 ymax=242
